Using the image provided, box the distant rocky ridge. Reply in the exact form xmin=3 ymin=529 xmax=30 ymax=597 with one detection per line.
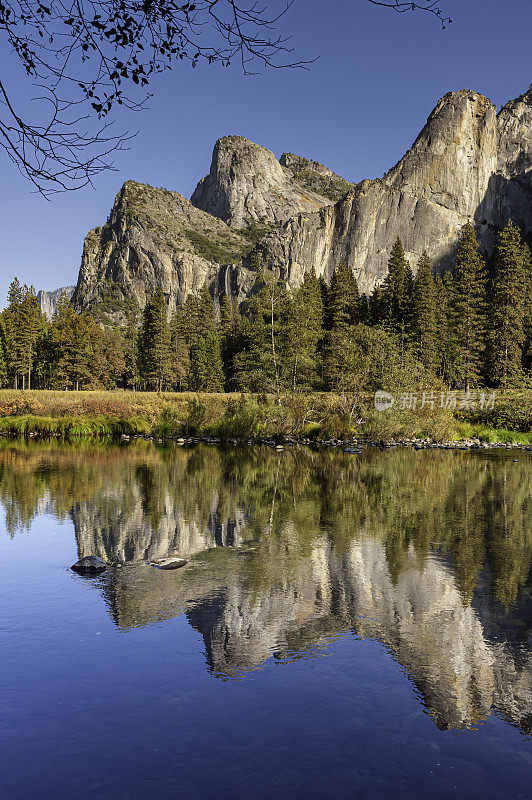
xmin=73 ymin=85 xmax=532 ymax=316
xmin=38 ymin=286 xmax=75 ymax=321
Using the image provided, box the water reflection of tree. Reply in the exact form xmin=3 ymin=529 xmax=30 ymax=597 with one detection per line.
xmin=0 ymin=441 xmax=530 ymax=607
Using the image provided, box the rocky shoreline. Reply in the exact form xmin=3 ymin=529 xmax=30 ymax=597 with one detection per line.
xmin=117 ymin=433 xmax=532 ymax=452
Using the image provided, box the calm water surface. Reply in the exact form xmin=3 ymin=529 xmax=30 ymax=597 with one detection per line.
xmin=1 ymin=441 xmax=531 ymax=799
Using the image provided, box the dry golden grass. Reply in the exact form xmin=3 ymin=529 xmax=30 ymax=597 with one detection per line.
xmin=0 ymin=388 xmax=529 ymax=441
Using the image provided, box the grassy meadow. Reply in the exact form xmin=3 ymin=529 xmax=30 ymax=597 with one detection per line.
xmin=0 ymin=389 xmax=530 ymax=443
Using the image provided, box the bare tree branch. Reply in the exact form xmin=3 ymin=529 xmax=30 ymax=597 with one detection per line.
xmin=367 ymin=0 xmax=451 ymax=28
xmin=0 ymin=1 xmax=450 ymax=194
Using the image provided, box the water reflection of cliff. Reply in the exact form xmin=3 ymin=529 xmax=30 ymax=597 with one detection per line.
xmin=0 ymin=441 xmax=530 ymax=733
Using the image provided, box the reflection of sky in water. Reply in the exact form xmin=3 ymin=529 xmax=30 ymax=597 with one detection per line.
xmin=1 ymin=442 xmax=531 ymax=799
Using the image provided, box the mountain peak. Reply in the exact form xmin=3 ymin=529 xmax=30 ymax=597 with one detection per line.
xmin=74 ymin=84 xmax=532 ymax=312
xmin=190 ymin=134 xmax=349 ymax=227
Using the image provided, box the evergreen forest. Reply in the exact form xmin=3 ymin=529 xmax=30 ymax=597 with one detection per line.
xmin=1 ymin=222 xmax=531 ymax=395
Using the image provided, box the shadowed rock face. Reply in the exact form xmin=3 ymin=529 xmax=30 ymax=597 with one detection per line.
xmin=73 ymin=86 xmax=532 ymax=311
xmin=259 ymin=89 xmax=532 ymax=293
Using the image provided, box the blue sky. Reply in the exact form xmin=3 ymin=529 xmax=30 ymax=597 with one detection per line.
xmin=0 ymin=0 xmax=530 ymax=305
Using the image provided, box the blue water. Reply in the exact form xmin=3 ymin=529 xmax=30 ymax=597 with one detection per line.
xmin=1 ymin=443 xmax=530 ymax=799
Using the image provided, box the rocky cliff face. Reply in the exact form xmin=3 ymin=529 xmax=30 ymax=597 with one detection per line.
xmin=74 ymin=86 xmax=532 ymax=312
xmin=260 ymin=88 xmax=532 ymax=293
xmin=37 ymin=286 xmax=75 ymax=321
xmin=73 ymin=180 xmax=256 ymax=316
xmin=190 ymin=135 xmax=353 ymax=227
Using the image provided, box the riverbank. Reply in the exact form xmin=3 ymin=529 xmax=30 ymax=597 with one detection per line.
xmin=0 ymin=389 xmax=530 ymax=445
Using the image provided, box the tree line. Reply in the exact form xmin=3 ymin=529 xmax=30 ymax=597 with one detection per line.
xmin=1 ymin=220 xmax=530 ymax=393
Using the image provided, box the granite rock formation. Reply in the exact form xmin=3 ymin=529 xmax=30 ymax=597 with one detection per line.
xmin=73 ymin=86 xmax=532 ymax=313
xmin=259 ymin=88 xmax=532 ymax=293
xmin=73 ymin=181 xmax=255 ymax=316
xmin=190 ymin=135 xmax=352 ymax=227
xmin=37 ymin=286 xmax=75 ymax=321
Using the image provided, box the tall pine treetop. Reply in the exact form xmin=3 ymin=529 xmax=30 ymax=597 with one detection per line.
xmin=328 ymin=262 xmax=360 ymax=329
xmin=488 ymin=220 xmax=528 ymax=388
xmin=448 ymin=223 xmax=487 ymax=390
xmin=381 ymin=237 xmax=413 ymax=328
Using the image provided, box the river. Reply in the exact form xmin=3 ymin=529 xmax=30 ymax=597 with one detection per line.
xmin=1 ymin=441 xmax=530 ymax=798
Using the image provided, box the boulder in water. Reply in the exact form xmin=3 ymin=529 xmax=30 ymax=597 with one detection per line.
xmin=71 ymin=556 xmax=107 ymax=574
xmin=152 ymin=558 xmax=188 ymax=570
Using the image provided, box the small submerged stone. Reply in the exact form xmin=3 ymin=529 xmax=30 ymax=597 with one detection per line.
xmin=71 ymin=556 xmax=107 ymax=574
xmin=151 ymin=558 xmax=188 ymax=570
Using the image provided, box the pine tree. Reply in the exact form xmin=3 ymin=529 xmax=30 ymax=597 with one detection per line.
xmin=72 ymin=313 xmax=96 ymax=389
xmin=33 ymin=320 xmax=53 ymax=389
xmin=0 ymin=324 xmax=7 ymax=388
xmin=318 ymin=276 xmax=330 ymax=328
xmin=170 ymin=285 xmax=218 ymax=389
xmin=173 ymin=287 xmax=215 ymax=352
xmin=448 ymin=224 xmax=487 ymax=391
xmin=3 ymin=278 xmax=24 ymax=388
xmin=196 ymin=285 xmax=217 ymax=338
xmin=123 ymin=309 xmax=142 ymax=390
xmin=521 ymin=243 xmax=532 ymax=373
xmin=49 ymin=295 xmax=104 ymax=390
xmin=488 ymin=221 xmax=528 ymax=388
xmin=139 ymin=288 xmax=172 ymax=392
xmin=50 ymin=293 xmax=82 ymax=389
xmin=328 ymin=262 xmax=360 ymax=329
xmin=381 ymin=238 xmax=413 ymax=330
xmin=3 ymin=281 xmax=46 ymax=389
xmin=433 ymin=272 xmax=451 ymax=380
xmin=283 ymin=271 xmax=324 ymax=390
xmin=219 ymin=296 xmax=242 ymax=390
xmin=412 ymin=252 xmax=438 ymax=373
xmin=368 ymin=285 xmax=384 ymax=326
xmin=96 ymin=328 xmax=126 ymax=389
xmin=169 ymin=310 xmax=191 ymax=390
xmin=19 ymin=286 xmax=43 ymax=389
xmin=358 ymin=294 xmax=371 ymax=324
xmin=190 ymin=331 xmax=225 ymax=391
xmin=234 ymin=270 xmax=285 ymax=395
